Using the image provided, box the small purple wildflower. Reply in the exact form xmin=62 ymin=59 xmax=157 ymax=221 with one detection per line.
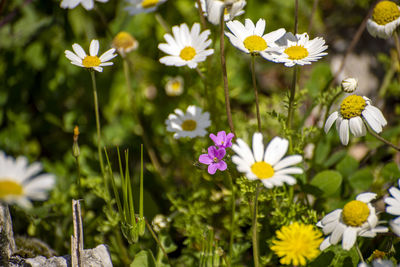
xmin=209 ymin=131 xmax=234 ymax=148
xmin=199 ymin=146 xmax=227 ymax=175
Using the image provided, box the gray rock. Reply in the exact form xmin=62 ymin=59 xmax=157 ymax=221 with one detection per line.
xmin=0 ymin=204 xmax=17 ymax=265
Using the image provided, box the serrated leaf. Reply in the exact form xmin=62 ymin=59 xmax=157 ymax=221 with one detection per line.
xmin=311 ymin=170 xmax=343 ymax=197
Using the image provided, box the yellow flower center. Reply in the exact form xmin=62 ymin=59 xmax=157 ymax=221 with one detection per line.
xmin=342 ymin=200 xmax=370 ymax=227
xmin=141 ymin=0 xmax=159 ymax=8
xmin=284 ymin=45 xmax=309 ymax=60
xmin=251 ymin=161 xmax=274 ymax=179
xmin=181 ymin=119 xmax=197 ymax=131
xmin=340 ymin=95 xmax=366 ymax=119
xmin=213 ymin=157 xmax=219 ymax=163
xmin=179 ymin=46 xmax=196 ymax=61
xmin=372 ymin=1 xmax=400 ymax=25
xmin=372 ymin=250 xmax=386 ymax=259
xmin=0 ymin=180 xmax=24 ymax=198
xmin=270 ymin=222 xmax=323 ymax=266
xmin=171 ymin=81 xmax=181 ymax=91
xmin=82 ymin=56 xmax=101 ymax=68
xmin=243 ymin=35 xmax=268 ymax=53
xmin=224 ymin=8 xmax=229 ymax=15
xmin=112 ymin=32 xmax=136 ymax=51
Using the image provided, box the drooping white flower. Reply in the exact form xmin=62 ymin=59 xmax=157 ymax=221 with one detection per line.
xmin=225 ymin=19 xmax=285 ymax=60
xmin=367 ymin=1 xmax=400 ymax=39
xmin=112 ymin=32 xmax=139 ymax=56
xmin=65 ymin=39 xmax=117 ymax=72
xmin=317 ymin=192 xmax=388 ymax=251
xmin=60 ymin=0 xmax=108 ymax=10
xmin=165 ymin=105 xmax=211 ymax=139
xmin=196 ymin=0 xmax=246 ymax=25
xmin=158 ymin=23 xmax=214 ymax=69
xmin=0 ymin=151 xmax=55 ymax=209
xmin=270 ymin=32 xmax=328 ymax=67
xmin=231 ymin=133 xmax=303 ymax=188
xmin=125 ymin=0 xmax=167 ymax=15
xmin=324 ymin=95 xmax=387 ymax=146
xmin=341 ymin=77 xmax=358 ymax=93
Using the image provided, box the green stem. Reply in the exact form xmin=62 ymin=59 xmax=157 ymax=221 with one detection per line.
xmin=75 ymin=157 xmax=81 ymax=197
xmin=393 ymin=31 xmax=400 ymax=67
xmin=227 ymin=171 xmax=235 ymax=267
xmin=294 ymin=0 xmax=298 ymax=35
xmin=323 ymin=91 xmax=342 ymax=127
xmin=90 ymin=71 xmax=105 ymax=177
xmin=355 ymin=241 xmax=364 ymax=263
xmin=251 ymin=56 xmax=262 ymax=132
xmin=287 ymin=66 xmax=298 ymax=131
xmin=195 ymin=0 xmax=207 ymax=30
xmin=145 ymin=219 xmax=171 ymax=265
xmin=252 ymin=184 xmax=260 ymax=267
xmin=365 ymin=121 xmax=400 ymax=151
xmin=220 ymin=12 xmax=235 ymax=136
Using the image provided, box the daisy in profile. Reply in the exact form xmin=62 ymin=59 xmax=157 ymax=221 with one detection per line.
xmin=317 ymin=192 xmax=388 ymax=251
xmin=0 ymin=151 xmax=55 ymax=209
xmin=270 ymin=222 xmax=323 ymax=266
xmin=158 ymin=23 xmax=214 ymax=69
xmin=60 ymin=0 xmax=108 ymax=10
xmin=165 ymin=105 xmax=211 ymax=139
xmin=65 ymin=39 xmax=117 ymax=72
xmin=112 ymin=32 xmax=138 ymax=57
xmin=231 ymin=133 xmax=303 ymax=188
xmin=324 ymin=95 xmax=387 ymax=145
xmin=367 ymin=1 xmax=400 ymax=39
xmin=125 ymin=0 xmax=167 ymax=15
xmin=196 ymin=0 xmax=246 ymax=25
xmin=271 ymin=32 xmax=328 ymax=67
xmin=225 ymin=19 xmax=286 ymax=60
xmin=165 ymin=76 xmax=184 ymax=96
xmin=384 ymin=179 xmax=400 ymax=236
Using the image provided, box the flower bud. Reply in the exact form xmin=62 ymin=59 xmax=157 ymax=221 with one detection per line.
xmin=341 ymin=77 xmax=358 ymax=93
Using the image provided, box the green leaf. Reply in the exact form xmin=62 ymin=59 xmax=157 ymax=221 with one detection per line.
xmin=315 ymin=140 xmax=331 ymax=165
xmin=380 ymin=162 xmax=400 ymax=182
xmin=310 ymin=170 xmax=343 ymax=197
xmin=323 ymin=150 xmax=347 ymax=168
xmin=130 ymin=250 xmax=156 ymax=267
xmin=348 ymin=168 xmax=373 ymax=191
xmin=336 ymin=155 xmax=358 ymax=178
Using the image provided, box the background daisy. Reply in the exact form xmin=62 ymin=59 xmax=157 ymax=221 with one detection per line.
xmin=0 ymin=151 xmax=55 ymax=209
xmin=324 ymin=95 xmax=387 ymax=145
xmin=271 ymin=32 xmax=328 ymax=67
xmin=225 ymin=18 xmax=285 ymax=60
xmin=125 ymin=0 xmax=167 ymax=15
xmin=65 ymin=39 xmax=117 ymax=72
xmin=197 ymin=0 xmax=246 ymax=25
xmin=385 ymin=179 xmax=400 ymax=236
xmin=158 ymin=23 xmax=214 ymax=69
xmin=60 ymin=0 xmax=108 ymax=10
xmin=367 ymin=1 xmax=400 ymax=39
xmin=165 ymin=76 xmax=184 ymax=96
xmin=231 ymin=133 xmax=303 ymax=188
xmin=165 ymin=105 xmax=211 ymax=139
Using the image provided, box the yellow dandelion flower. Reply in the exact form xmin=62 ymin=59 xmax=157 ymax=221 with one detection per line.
xmin=270 ymin=222 xmax=323 ymax=266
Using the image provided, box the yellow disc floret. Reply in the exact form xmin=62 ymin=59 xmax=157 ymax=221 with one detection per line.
xmin=82 ymin=56 xmax=101 ymax=68
xmin=342 ymin=200 xmax=370 ymax=227
xmin=284 ymin=45 xmax=309 ymax=60
xmin=372 ymin=1 xmax=400 ymax=25
xmin=251 ymin=161 xmax=274 ymax=179
xmin=181 ymin=119 xmax=197 ymax=131
xmin=141 ymin=0 xmax=159 ymax=8
xmin=179 ymin=46 xmax=196 ymax=61
xmin=270 ymin=222 xmax=323 ymax=266
xmin=0 ymin=180 xmax=24 ymax=198
xmin=243 ymin=35 xmax=268 ymax=53
xmin=340 ymin=95 xmax=366 ymax=119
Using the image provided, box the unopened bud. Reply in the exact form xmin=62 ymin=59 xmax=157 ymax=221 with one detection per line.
xmin=341 ymin=77 xmax=358 ymax=93
xmin=72 ymin=125 xmax=80 ymax=157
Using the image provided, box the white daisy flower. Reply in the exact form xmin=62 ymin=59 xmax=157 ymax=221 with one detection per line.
xmin=165 ymin=76 xmax=184 ymax=96
xmin=165 ymin=105 xmax=211 ymax=139
xmin=384 ymin=179 xmax=400 ymax=236
xmin=196 ymin=0 xmax=246 ymax=25
xmin=60 ymin=0 xmax=108 ymax=10
xmin=112 ymin=32 xmax=139 ymax=57
xmin=367 ymin=1 xmax=400 ymax=39
xmin=271 ymin=32 xmax=328 ymax=67
xmin=317 ymin=192 xmax=388 ymax=251
xmin=231 ymin=133 xmax=303 ymax=188
xmin=125 ymin=0 xmax=167 ymax=15
xmin=324 ymin=95 xmax=387 ymax=146
xmin=225 ymin=19 xmax=286 ymax=60
xmin=341 ymin=77 xmax=358 ymax=93
xmin=0 ymin=151 xmax=55 ymax=209
xmin=65 ymin=39 xmax=117 ymax=72
xmin=158 ymin=23 xmax=214 ymax=69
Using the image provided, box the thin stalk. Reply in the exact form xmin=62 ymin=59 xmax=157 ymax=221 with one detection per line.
xmin=220 ymin=13 xmax=235 ymax=136
xmin=251 ymin=56 xmax=262 ymax=132
xmin=365 ymin=122 xmax=400 ymax=151
xmin=195 ymin=0 xmax=207 ymax=29
xmin=287 ymin=66 xmax=298 ymax=130
xmin=145 ymin=219 xmax=171 ymax=265
xmin=139 ymin=144 xmax=145 ymax=235
xmin=75 ymin=157 xmax=81 ymax=196
xmin=252 ymin=184 xmax=260 ymax=267
xmin=294 ymin=0 xmax=299 ymax=35
xmin=90 ymin=71 xmax=105 ymax=177
xmin=227 ymin=171 xmax=236 ymax=267
xmin=393 ymin=31 xmax=400 ymax=68
xmin=196 ymin=67 xmax=209 ymax=108
xmin=307 ymin=0 xmax=319 ymax=33
xmin=322 ymin=91 xmax=343 ymax=127
xmin=155 ymin=13 xmax=170 ymax=33
xmin=355 ymin=241 xmax=364 ymax=263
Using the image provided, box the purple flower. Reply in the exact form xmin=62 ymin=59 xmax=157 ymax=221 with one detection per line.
xmin=209 ymin=131 xmax=234 ymax=148
xmin=199 ymin=146 xmax=227 ymax=175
